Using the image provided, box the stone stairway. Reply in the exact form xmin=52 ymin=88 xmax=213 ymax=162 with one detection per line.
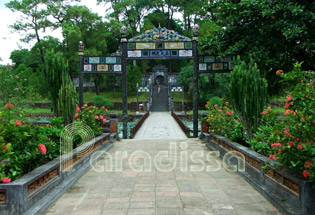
xmin=151 ymin=85 xmax=168 ymax=112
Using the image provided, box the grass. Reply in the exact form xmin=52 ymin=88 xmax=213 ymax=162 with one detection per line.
xmin=171 ymin=92 xmax=192 ymax=102
xmin=83 ymin=91 xmax=149 ymax=102
xmin=23 ymin=107 xmax=52 ymax=114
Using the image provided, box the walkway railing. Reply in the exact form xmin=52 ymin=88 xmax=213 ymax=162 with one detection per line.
xmin=171 ymin=112 xmax=190 ymax=137
xmin=130 ymin=112 xmax=150 ymax=138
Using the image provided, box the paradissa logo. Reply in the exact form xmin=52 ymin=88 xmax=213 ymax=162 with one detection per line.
xmin=90 ymin=142 xmax=245 ymax=173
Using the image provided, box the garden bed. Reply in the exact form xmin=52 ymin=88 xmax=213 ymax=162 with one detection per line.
xmin=200 ymin=132 xmax=315 ymax=215
xmin=0 ymin=133 xmax=115 ymax=215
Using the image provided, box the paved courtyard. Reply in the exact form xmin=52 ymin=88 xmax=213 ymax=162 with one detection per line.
xmin=45 ymin=113 xmax=280 ymax=215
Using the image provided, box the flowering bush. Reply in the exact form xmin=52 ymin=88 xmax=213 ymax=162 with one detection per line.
xmin=0 ymin=105 xmax=63 ymax=182
xmin=204 ymin=99 xmax=247 ymax=145
xmin=74 ymin=104 xmax=109 ymax=136
xmin=266 ymin=63 xmax=315 ymax=181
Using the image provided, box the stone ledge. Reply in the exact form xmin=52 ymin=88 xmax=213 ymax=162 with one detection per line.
xmin=201 ymin=132 xmax=315 ymax=215
xmin=0 ymin=133 xmax=115 ymax=215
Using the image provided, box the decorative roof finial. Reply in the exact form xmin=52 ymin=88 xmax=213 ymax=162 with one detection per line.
xmin=193 ymin=23 xmax=200 ymax=40
xmin=120 ymin=25 xmax=127 ymax=42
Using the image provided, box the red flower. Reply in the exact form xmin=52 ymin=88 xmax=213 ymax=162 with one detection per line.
xmin=267 ymin=106 xmax=271 ymax=110
xmin=2 ymin=178 xmax=11 ymax=183
xmin=296 ymin=138 xmax=300 ymax=141
xmin=205 ymin=104 xmax=208 ymax=108
xmin=271 ymin=143 xmax=281 ymax=147
xmin=1 ymin=145 xmax=7 ymax=152
xmin=101 ymin=106 xmax=105 ymax=109
xmin=38 ymin=143 xmax=47 ymax=155
xmin=95 ymin=116 xmax=99 ymax=120
xmin=225 ymin=101 xmax=229 ymax=104
xmin=89 ymin=110 xmax=92 ymax=113
xmin=303 ymin=170 xmax=311 ymax=178
xmin=5 ymin=103 xmax=14 ymax=109
xmin=208 ymin=129 xmax=211 ymax=133
xmin=286 ymin=94 xmax=292 ymax=101
xmin=304 ymin=160 xmax=313 ymax=168
xmin=261 ymin=111 xmax=267 ymax=115
xmin=105 ymin=109 xmax=108 ymax=112
xmin=283 ymin=129 xmax=292 ymax=137
xmin=100 ymin=116 xmax=104 ymax=120
xmin=284 ymin=109 xmax=290 ymax=115
xmin=81 ymin=106 xmax=85 ymax=109
xmin=226 ymin=111 xmax=230 ymax=116
xmin=76 ymin=107 xmax=80 ymax=112
xmin=269 ymin=154 xmax=277 ymax=160
xmin=276 ymin=70 xmax=283 ymax=75
xmin=103 ymin=119 xmax=107 ymax=125
xmin=75 ymin=113 xmax=79 ymax=119
xmin=289 ymin=141 xmax=294 ymax=146
xmin=15 ymin=120 xmax=22 ymax=126
xmin=214 ymin=104 xmax=218 ymax=107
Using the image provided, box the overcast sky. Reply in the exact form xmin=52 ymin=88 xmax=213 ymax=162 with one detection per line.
xmin=0 ymin=0 xmax=108 ymax=65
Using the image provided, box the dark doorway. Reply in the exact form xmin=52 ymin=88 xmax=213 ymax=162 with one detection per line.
xmin=156 ymin=75 xmax=165 ymax=85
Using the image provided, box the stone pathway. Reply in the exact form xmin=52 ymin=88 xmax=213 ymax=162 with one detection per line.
xmin=134 ymin=112 xmax=187 ymax=140
xmin=45 ymin=138 xmax=280 ymax=215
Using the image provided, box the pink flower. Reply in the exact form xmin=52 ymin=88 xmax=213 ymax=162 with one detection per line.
xmin=100 ymin=116 xmax=104 ymax=120
xmin=289 ymin=141 xmax=294 ymax=146
xmin=75 ymin=113 xmax=79 ymax=119
xmin=271 ymin=143 xmax=281 ymax=147
xmin=303 ymin=170 xmax=311 ymax=178
xmin=38 ymin=144 xmax=47 ymax=155
xmin=296 ymin=138 xmax=300 ymax=141
xmin=15 ymin=120 xmax=22 ymax=126
xmin=261 ymin=111 xmax=267 ymax=115
xmin=205 ymin=104 xmax=208 ymax=108
xmin=81 ymin=106 xmax=85 ymax=109
xmin=206 ymin=118 xmax=209 ymax=122
xmin=95 ymin=116 xmax=99 ymax=120
xmin=2 ymin=178 xmax=11 ymax=183
xmin=278 ymin=149 xmax=281 ymax=153
xmin=276 ymin=70 xmax=283 ymax=75
xmin=214 ymin=104 xmax=218 ymax=107
xmin=89 ymin=110 xmax=92 ymax=113
xmin=284 ymin=109 xmax=290 ymax=115
xmin=103 ymin=119 xmax=107 ymax=125
xmin=226 ymin=111 xmax=230 ymax=116
xmin=231 ymin=111 xmax=234 ymax=114
xmin=286 ymin=94 xmax=292 ymax=101
xmin=269 ymin=154 xmax=277 ymax=160
xmin=76 ymin=107 xmax=80 ymax=112
xmin=225 ymin=101 xmax=229 ymax=104
xmin=101 ymin=106 xmax=105 ymax=109
xmin=267 ymin=106 xmax=271 ymax=110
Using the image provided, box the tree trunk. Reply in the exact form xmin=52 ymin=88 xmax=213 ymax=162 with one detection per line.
xmin=35 ymin=29 xmax=47 ymax=81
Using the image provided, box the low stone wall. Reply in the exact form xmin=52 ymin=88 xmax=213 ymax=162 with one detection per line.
xmin=171 ymin=112 xmax=191 ymax=137
xmin=0 ymin=133 xmax=115 ymax=215
xmin=200 ymin=132 xmax=315 ymax=215
xmin=130 ymin=112 xmax=150 ymax=138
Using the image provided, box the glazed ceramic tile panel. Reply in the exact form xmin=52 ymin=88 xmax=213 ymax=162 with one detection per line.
xmin=179 ymin=50 xmax=192 ymax=57
xmin=164 ymin=42 xmax=185 ymax=49
xmin=136 ymin=42 xmax=155 ymax=49
xmin=89 ymin=57 xmax=100 ymax=64
xmin=84 ymin=65 xmax=92 ymax=72
xmin=97 ymin=64 xmax=108 ymax=72
xmin=128 ymin=50 xmax=142 ymax=58
xmin=114 ymin=65 xmax=121 ymax=72
xmin=199 ymin=64 xmax=207 ymax=71
xmin=105 ymin=57 xmax=117 ymax=64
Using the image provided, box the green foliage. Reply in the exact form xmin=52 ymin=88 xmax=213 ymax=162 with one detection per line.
xmin=204 ymin=0 xmax=315 ymax=95
xmin=230 ymin=57 xmax=268 ymax=140
xmin=46 ymin=50 xmax=64 ymax=114
xmin=74 ymin=105 xmax=109 ymax=136
xmin=204 ymin=99 xmax=247 ymax=145
xmin=94 ymin=96 xmax=113 ymax=109
xmin=0 ymin=105 xmax=62 ymax=181
xmin=208 ymin=96 xmax=223 ymax=106
xmin=127 ymin=65 xmax=143 ymax=92
xmin=57 ymin=68 xmax=78 ymax=125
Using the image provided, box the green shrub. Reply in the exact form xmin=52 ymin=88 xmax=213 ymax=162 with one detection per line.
xmin=208 ymin=96 xmax=224 ymax=106
xmin=94 ymin=96 xmax=113 ymax=108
